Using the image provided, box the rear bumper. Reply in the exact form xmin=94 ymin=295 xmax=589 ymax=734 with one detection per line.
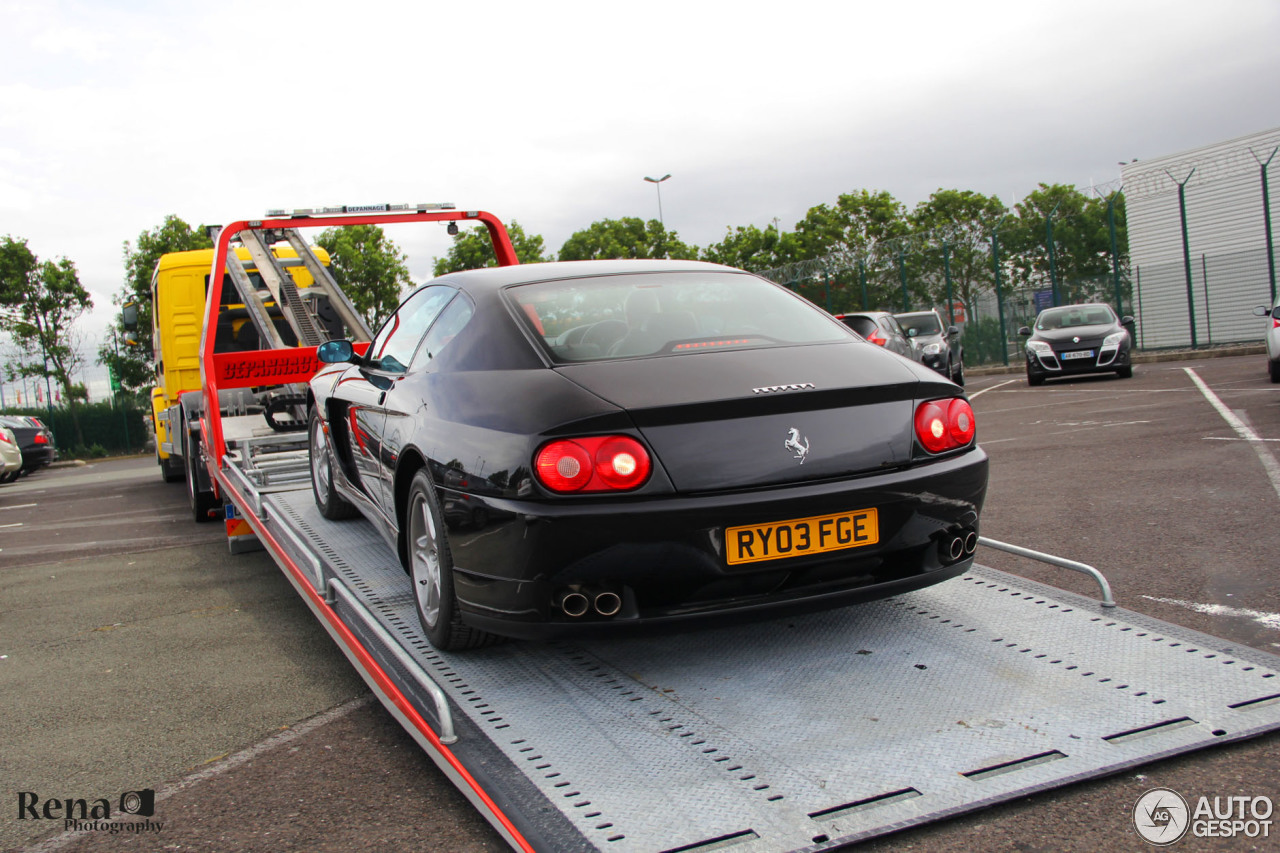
xmin=444 ymin=447 xmax=988 ymax=638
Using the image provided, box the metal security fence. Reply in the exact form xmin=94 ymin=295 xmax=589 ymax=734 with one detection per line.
xmin=756 ymin=236 xmax=1132 ymax=368
xmin=1133 ymin=245 xmax=1275 ymax=351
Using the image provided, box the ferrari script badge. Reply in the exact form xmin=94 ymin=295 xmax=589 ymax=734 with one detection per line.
xmin=784 ymin=428 xmax=810 ymax=464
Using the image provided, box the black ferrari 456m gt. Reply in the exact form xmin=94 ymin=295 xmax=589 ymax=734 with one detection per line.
xmin=307 ymin=259 xmax=988 ymax=649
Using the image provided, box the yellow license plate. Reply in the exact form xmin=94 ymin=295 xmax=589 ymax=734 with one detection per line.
xmin=726 ymin=509 xmax=879 ymax=566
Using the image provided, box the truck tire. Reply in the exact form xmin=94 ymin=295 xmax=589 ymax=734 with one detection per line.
xmin=159 ymin=451 xmax=183 ymax=483
xmin=184 ymin=428 xmax=219 ymax=523
xmin=309 ymin=408 xmax=358 ymax=520
xmin=405 ymin=469 xmax=497 ymax=651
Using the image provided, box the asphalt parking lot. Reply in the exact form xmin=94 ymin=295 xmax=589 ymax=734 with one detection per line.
xmin=4 ymin=352 xmax=1280 ymax=852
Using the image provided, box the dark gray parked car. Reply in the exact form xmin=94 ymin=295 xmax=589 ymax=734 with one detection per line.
xmin=1018 ymin=303 xmax=1134 ymax=386
xmin=896 ymin=310 xmax=964 ymax=386
xmin=834 ymin=311 xmax=916 ymax=361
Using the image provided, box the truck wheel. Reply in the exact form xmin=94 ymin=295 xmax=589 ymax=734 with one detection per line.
xmin=310 ymin=408 xmax=358 ymax=520
xmin=185 ymin=432 xmax=218 ymax=523
xmin=159 ymin=451 xmax=183 ymax=483
xmin=405 ymin=469 xmax=496 ymax=651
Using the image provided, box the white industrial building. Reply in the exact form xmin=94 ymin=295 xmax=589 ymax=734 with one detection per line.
xmin=1121 ymin=126 xmax=1280 ymax=349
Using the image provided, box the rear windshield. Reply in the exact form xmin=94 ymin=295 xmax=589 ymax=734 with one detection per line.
xmin=839 ymin=316 xmax=877 ymax=337
xmin=1036 ymin=305 xmax=1116 ymax=330
xmin=898 ymin=313 xmax=942 ymax=336
xmin=507 ymin=272 xmax=849 ymax=362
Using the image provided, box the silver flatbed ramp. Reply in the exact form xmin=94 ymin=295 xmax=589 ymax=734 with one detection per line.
xmin=258 ymin=488 xmax=1280 ymax=852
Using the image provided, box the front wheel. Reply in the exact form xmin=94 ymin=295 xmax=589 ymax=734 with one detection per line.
xmin=184 ymin=428 xmax=219 ymax=523
xmin=310 ymin=408 xmax=358 ymax=520
xmin=1270 ymin=358 xmax=1280 ymax=384
xmin=405 ymin=469 xmax=497 ymax=651
xmin=1026 ymin=365 xmax=1044 ymax=387
xmin=1116 ymin=365 xmax=1133 ymax=379
xmin=951 ymin=358 xmax=965 ymax=387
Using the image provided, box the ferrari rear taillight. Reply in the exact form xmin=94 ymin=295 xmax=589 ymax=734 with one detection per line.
xmin=535 ymin=435 xmax=652 ymax=493
xmin=914 ymin=398 xmax=976 ymax=454
xmin=33 ymin=433 xmax=49 ymax=445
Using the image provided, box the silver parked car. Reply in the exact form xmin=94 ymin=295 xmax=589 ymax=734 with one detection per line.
xmin=0 ymin=426 xmax=23 ymax=482
xmin=1254 ymin=298 xmax=1280 ymax=383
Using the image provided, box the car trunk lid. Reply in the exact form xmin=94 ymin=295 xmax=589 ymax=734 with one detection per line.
xmin=554 ymin=342 xmax=933 ymax=493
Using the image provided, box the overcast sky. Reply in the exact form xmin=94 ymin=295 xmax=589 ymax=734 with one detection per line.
xmin=1 ymin=0 xmax=1277 ymax=399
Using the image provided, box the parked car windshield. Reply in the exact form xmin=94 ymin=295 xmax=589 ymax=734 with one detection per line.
xmin=508 ymin=272 xmax=849 ymax=362
xmin=898 ymin=313 xmax=943 ymax=336
xmin=1036 ymin=305 xmax=1117 ymax=330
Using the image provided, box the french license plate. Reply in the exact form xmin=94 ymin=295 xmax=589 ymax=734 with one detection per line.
xmin=726 ymin=509 xmax=879 ymax=566
xmin=1061 ymin=349 xmax=1094 ymax=360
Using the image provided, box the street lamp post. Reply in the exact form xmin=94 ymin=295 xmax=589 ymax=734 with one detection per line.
xmin=643 ymin=174 xmax=671 ymax=229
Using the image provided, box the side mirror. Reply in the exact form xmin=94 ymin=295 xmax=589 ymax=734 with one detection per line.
xmin=1121 ymin=315 xmax=1135 ymax=326
xmin=121 ymin=302 xmax=139 ymax=330
xmin=1255 ymin=306 xmax=1273 ymax=318
xmin=947 ymin=325 xmax=960 ymax=337
xmin=317 ymin=339 xmax=356 ymax=364
xmin=1017 ymin=326 xmax=1032 ymax=336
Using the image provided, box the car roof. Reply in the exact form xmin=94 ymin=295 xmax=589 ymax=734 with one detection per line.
xmin=432 ymin=259 xmax=741 ymax=292
xmin=895 ymin=310 xmax=939 ymax=318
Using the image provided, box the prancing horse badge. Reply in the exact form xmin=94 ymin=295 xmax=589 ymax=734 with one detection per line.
xmin=784 ymin=428 xmax=810 ymax=464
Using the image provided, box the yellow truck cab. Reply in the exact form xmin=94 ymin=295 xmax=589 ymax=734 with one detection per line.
xmin=148 ymin=244 xmax=335 ymax=492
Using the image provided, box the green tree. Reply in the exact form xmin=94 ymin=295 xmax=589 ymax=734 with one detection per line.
xmin=0 ymin=238 xmax=93 ymax=443
xmin=908 ymin=189 xmax=1008 ymax=318
xmin=1002 ymin=184 xmax=1123 ymax=304
xmin=433 ymin=221 xmax=552 ymax=276
xmin=701 ymin=223 xmax=802 ymax=271
xmin=789 ymin=190 xmax=911 ymax=311
xmin=106 ymin=216 xmax=213 ymax=394
xmin=315 ymin=224 xmax=412 ymax=329
xmin=558 ymin=218 xmax=697 ymax=262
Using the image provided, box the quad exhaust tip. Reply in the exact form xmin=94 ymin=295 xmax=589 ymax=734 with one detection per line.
xmin=555 ymin=587 xmax=623 ymax=618
xmin=556 ymin=590 xmax=590 ymax=618
xmin=942 ymin=527 xmax=979 ymax=563
xmin=593 ymin=590 xmax=622 ymax=617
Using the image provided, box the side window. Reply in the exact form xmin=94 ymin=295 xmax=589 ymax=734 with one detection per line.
xmin=368 ymin=286 xmax=456 ymax=374
xmin=411 ymin=295 xmax=475 ymax=371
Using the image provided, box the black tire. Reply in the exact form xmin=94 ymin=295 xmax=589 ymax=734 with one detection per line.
xmin=1026 ymin=365 xmax=1044 ymax=387
xmin=1116 ymin=365 xmax=1133 ymax=379
xmin=159 ymin=451 xmax=184 ymax=483
xmin=0 ymin=471 xmax=18 ymax=484
xmin=184 ymin=428 xmax=219 ymax=523
xmin=1270 ymin=359 xmax=1280 ymax=384
xmin=405 ymin=469 xmax=497 ymax=651
xmin=310 ymin=408 xmax=358 ymax=520
xmin=951 ymin=358 xmax=965 ymax=387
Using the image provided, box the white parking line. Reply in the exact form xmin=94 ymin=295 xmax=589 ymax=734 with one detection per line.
xmin=1184 ymin=367 xmax=1280 ymax=500
xmin=1143 ymin=595 xmax=1280 ymax=632
xmin=967 ymin=379 xmax=1016 ymax=400
xmin=0 ymin=503 xmax=36 ymax=510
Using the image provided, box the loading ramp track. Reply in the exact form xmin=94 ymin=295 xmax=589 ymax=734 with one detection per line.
xmin=243 ymin=485 xmax=1280 ymax=852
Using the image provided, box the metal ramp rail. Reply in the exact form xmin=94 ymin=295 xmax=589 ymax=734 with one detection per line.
xmin=230 ymin=485 xmax=1280 ymax=853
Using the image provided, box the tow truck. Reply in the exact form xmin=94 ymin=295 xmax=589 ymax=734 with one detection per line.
xmin=189 ymin=206 xmax=1280 ymax=851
